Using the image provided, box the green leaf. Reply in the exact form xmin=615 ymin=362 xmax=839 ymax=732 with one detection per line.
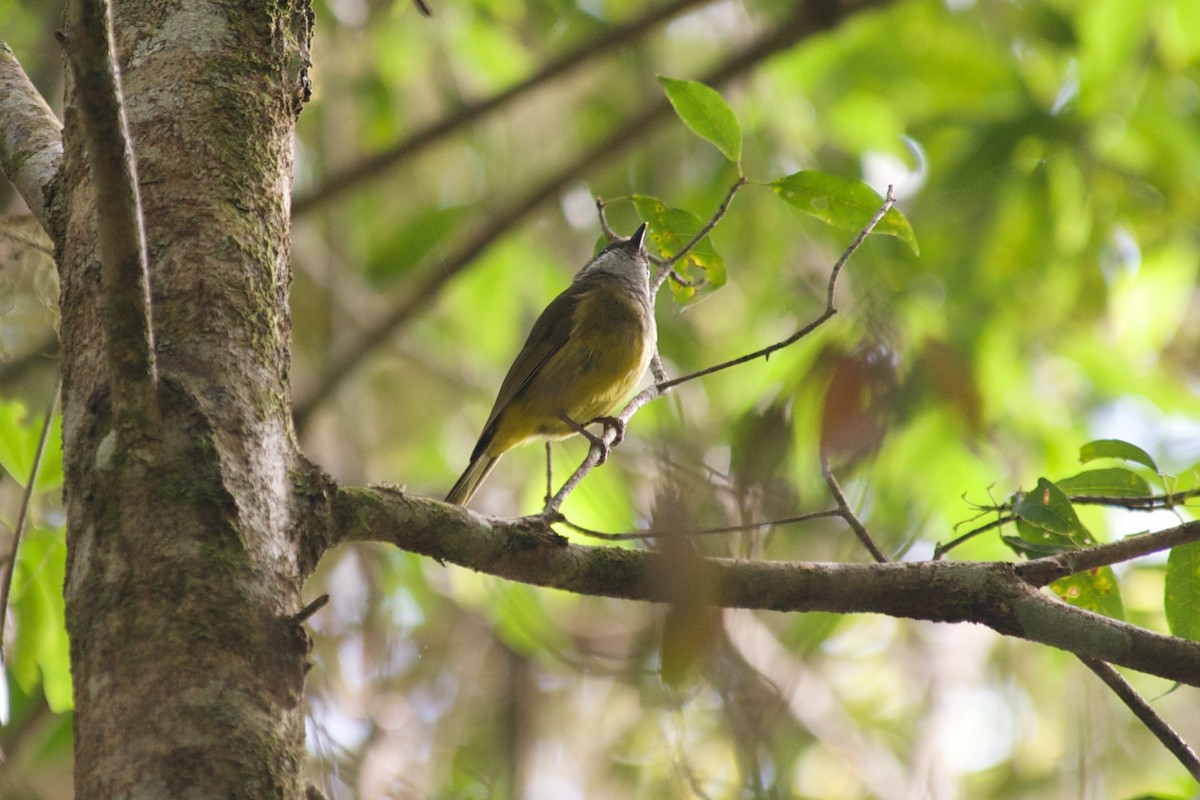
xmin=9 ymin=527 xmax=73 ymax=712
xmin=1051 ymin=566 xmax=1124 ymax=620
xmin=631 ymin=195 xmax=727 ymax=303
xmin=0 ymin=400 xmax=63 ymax=494
xmin=1079 ymin=439 xmax=1158 ymax=472
xmin=657 ymin=76 xmax=742 ymax=163
xmin=1054 ymin=467 xmax=1151 ymax=497
xmin=1166 ymin=541 xmax=1200 ymax=641
xmin=1012 ymin=477 xmax=1093 ymax=547
xmin=770 ymin=170 xmax=919 ymax=254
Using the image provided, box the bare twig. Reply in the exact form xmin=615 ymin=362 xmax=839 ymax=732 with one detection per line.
xmin=559 ymin=508 xmax=842 ymax=541
xmin=933 ymin=515 xmax=1015 ymax=560
xmin=291 ymin=0 xmax=711 ymax=216
xmin=0 ymin=379 xmax=60 ymax=652
xmin=821 ymin=452 xmax=888 ymax=563
xmin=656 ymin=186 xmax=895 ymax=394
xmin=61 ymin=0 xmax=159 ymax=439
xmin=1069 ymin=489 xmax=1200 ymax=510
xmin=1078 ymin=656 xmax=1200 ymax=781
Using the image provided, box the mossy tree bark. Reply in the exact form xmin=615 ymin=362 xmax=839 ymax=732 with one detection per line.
xmin=56 ymin=1 xmax=315 ymax=796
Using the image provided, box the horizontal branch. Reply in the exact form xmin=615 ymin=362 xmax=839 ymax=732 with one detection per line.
xmin=321 ymin=484 xmax=1200 ymax=687
xmin=0 ymin=41 xmax=64 ymax=239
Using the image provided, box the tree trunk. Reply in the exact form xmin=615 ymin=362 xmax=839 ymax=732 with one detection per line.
xmin=58 ymin=1 xmax=314 ymax=796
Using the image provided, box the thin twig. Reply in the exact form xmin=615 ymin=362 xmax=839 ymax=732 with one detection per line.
xmin=61 ymin=0 xmax=159 ymax=439
xmin=821 ymin=452 xmax=888 ymax=563
xmin=559 ymin=508 xmax=843 ymax=541
xmin=1078 ymin=656 xmax=1200 ymax=781
xmin=544 ymin=442 xmax=554 ymax=509
xmin=656 ymin=186 xmax=896 ymax=394
xmin=292 ymin=0 xmax=711 ymax=216
xmin=1070 ymin=489 xmax=1200 ymax=510
xmin=595 ymin=197 xmax=618 ymax=239
xmin=0 ymin=379 xmax=60 ymax=652
xmin=933 ymin=515 xmax=1015 ymax=560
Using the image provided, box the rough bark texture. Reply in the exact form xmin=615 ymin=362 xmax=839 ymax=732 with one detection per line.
xmin=58 ymin=1 xmax=314 ymax=797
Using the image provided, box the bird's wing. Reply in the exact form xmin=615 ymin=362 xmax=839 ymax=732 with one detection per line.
xmin=474 ymin=286 xmax=584 ymax=446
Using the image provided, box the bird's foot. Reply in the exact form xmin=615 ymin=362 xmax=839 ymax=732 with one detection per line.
xmin=557 ymin=414 xmax=623 ymax=465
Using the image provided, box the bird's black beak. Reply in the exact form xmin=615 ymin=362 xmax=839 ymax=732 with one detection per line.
xmin=627 ymin=222 xmax=648 ymax=255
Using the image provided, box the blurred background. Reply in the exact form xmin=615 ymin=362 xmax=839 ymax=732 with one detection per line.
xmin=2 ymin=0 xmax=1200 ymax=797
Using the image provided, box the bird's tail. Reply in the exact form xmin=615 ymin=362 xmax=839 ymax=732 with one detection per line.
xmin=445 ymin=454 xmax=500 ymax=506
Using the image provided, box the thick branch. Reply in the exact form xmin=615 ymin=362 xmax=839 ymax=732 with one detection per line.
xmin=0 ymin=41 xmax=63 ymax=239
xmin=62 ymin=0 xmax=159 ymax=437
xmin=320 ymin=485 xmax=1200 ymax=687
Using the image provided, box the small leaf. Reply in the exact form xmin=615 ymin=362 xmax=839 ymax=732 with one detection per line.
xmin=771 ymin=170 xmax=919 ymax=254
xmin=1055 ymin=467 xmax=1151 ymax=497
xmin=632 ymin=195 xmax=726 ymax=303
xmin=1051 ymin=567 xmax=1124 ymax=620
xmin=657 ymin=76 xmax=742 ymax=163
xmin=1079 ymin=439 xmax=1158 ymax=472
xmin=1166 ymin=541 xmax=1200 ymax=641
xmin=1012 ymin=478 xmax=1093 ymax=547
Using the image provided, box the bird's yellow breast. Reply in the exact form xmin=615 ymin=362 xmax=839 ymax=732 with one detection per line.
xmin=487 ymin=282 xmax=655 ymax=454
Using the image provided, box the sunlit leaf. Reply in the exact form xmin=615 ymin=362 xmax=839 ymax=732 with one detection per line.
xmin=1012 ymin=478 xmax=1093 ymax=547
xmin=770 ymin=170 xmax=919 ymax=254
xmin=1078 ymin=439 xmax=1158 ymax=472
xmin=1166 ymin=541 xmax=1200 ymax=642
xmin=1051 ymin=567 xmax=1124 ymax=620
xmin=0 ymin=401 xmax=63 ymax=494
xmin=1055 ymin=467 xmax=1151 ymax=497
xmin=9 ymin=527 xmax=73 ymax=712
xmin=631 ymin=195 xmax=726 ymax=303
xmin=656 ymin=76 xmax=742 ymax=163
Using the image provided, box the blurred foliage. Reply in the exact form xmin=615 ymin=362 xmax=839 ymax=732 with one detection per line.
xmin=3 ymin=0 xmax=1200 ymax=797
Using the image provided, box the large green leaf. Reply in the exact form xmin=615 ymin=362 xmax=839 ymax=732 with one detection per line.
xmin=657 ymin=76 xmax=742 ymax=163
xmin=770 ymin=170 xmax=919 ymax=254
xmin=1054 ymin=467 xmax=1151 ymax=497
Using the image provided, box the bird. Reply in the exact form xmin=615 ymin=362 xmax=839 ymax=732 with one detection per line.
xmin=445 ymin=223 xmax=657 ymax=507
